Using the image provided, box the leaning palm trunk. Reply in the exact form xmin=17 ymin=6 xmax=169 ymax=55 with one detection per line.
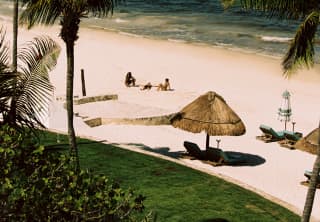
xmin=302 ymin=123 xmax=320 ymax=222
xmin=66 ymin=41 xmax=80 ymax=172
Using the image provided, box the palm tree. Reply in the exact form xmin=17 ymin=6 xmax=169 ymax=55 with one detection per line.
xmin=13 ymin=0 xmax=18 ymax=72
xmin=7 ymin=0 xmax=19 ymax=125
xmin=222 ymin=1 xmax=320 ymax=221
xmin=19 ymin=0 xmax=115 ymax=172
xmin=0 ymin=26 xmax=60 ymax=130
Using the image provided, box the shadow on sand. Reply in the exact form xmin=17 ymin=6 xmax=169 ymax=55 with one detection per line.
xmin=125 ymin=143 xmax=265 ymax=167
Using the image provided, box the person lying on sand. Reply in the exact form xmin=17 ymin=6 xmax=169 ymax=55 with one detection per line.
xmin=157 ymin=78 xmax=171 ymax=91
xmin=124 ymin=72 xmax=136 ymax=87
xmin=140 ymin=82 xmax=153 ymax=90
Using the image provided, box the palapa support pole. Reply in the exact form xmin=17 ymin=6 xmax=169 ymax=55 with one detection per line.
xmin=81 ymin=69 xmax=86 ymax=97
xmin=216 ymin=139 xmax=221 ymax=148
xmin=206 ymin=133 xmax=210 ymax=149
xmin=292 ymin=121 xmax=296 ymax=132
xmin=285 ymin=120 xmax=287 ymax=131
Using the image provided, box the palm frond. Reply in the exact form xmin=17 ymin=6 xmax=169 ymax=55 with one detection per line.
xmin=18 ymin=36 xmax=61 ymax=78
xmin=85 ymin=0 xmax=114 ymax=17
xmin=0 ymin=79 xmax=11 ymax=117
xmin=12 ymin=36 xmax=60 ymax=127
xmin=0 ymin=27 xmax=10 ymax=73
xmin=19 ymin=0 xmax=63 ymax=28
xmin=240 ymin=0 xmax=319 ymax=19
xmin=0 ymin=26 xmax=12 ymax=119
xmin=282 ymin=11 xmax=319 ymax=77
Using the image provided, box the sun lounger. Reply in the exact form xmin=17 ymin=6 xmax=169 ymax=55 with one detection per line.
xmin=304 ymin=170 xmax=320 ymax=183
xmin=278 ymin=131 xmax=302 ymax=149
xmin=285 ymin=131 xmax=302 ymax=141
xmin=206 ymin=147 xmax=246 ymax=166
xmin=183 ymin=141 xmax=206 ymax=160
xmin=256 ymin=124 xmax=285 ymax=143
xmin=184 ymin=141 xmax=246 ymax=166
xmin=206 ymin=147 xmax=223 ymax=162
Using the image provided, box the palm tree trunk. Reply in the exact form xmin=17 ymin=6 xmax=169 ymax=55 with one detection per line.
xmin=13 ymin=0 xmax=18 ymax=72
xmin=301 ymin=122 xmax=320 ymax=222
xmin=66 ymin=41 xmax=80 ymax=172
xmin=6 ymin=0 xmax=19 ymax=125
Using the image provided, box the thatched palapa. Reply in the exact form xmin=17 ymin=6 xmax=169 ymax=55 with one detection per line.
xmin=294 ymin=128 xmax=319 ymax=155
xmin=171 ymin=91 xmax=246 ymax=148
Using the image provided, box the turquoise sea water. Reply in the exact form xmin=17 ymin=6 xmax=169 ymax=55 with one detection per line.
xmin=0 ymin=0 xmax=318 ymax=58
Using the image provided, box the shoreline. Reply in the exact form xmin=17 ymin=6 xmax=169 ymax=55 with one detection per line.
xmin=3 ymin=21 xmax=320 ymax=221
xmin=86 ymin=24 xmax=286 ymax=61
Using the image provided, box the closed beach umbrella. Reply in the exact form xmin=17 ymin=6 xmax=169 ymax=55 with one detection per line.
xmin=278 ymin=90 xmax=292 ymax=130
xmin=294 ymin=128 xmax=319 ymax=155
xmin=171 ymin=91 xmax=246 ymax=149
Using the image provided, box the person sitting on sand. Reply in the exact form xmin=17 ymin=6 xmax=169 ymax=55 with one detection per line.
xmin=140 ymin=82 xmax=153 ymax=90
xmin=157 ymin=78 xmax=171 ymax=91
xmin=125 ymin=72 xmax=136 ymax=87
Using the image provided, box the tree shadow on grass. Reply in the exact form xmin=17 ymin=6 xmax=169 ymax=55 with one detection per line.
xmin=124 ymin=143 xmax=265 ymax=167
xmin=126 ymin=143 xmax=183 ymax=159
xmin=200 ymin=219 xmax=230 ymax=222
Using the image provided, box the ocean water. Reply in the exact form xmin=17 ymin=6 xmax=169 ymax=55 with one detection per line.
xmin=0 ymin=0 xmax=318 ymax=58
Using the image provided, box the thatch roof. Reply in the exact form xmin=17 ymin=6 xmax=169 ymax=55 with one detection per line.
xmin=171 ymin=91 xmax=246 ymax=136
xmin=294 ymin=128 xmax=319 ymax=155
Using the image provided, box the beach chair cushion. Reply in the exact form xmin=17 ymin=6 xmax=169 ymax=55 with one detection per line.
xmin=259 ymin=124 xmax=285 ymax=139
xmin=283 ymin=131 xmax=302 ymax=142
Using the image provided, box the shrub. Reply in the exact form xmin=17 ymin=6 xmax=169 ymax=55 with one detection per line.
xmin=0 ymin=125 xmax=150 ymax=221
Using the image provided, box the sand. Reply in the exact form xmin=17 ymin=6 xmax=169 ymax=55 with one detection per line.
xmin=8 ymin=22 xmax=320 ymax=221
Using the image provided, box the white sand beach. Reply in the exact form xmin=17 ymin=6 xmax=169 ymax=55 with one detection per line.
xmin=10 ymin=23 xmax=320 ymax=220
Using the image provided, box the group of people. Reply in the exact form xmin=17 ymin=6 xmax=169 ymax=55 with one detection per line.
xmin=124 ymin=72 xmax=171 ymax=91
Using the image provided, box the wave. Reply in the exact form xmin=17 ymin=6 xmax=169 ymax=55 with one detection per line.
xmin=215 ymin=42 xmax=233 ymax=47
xmin=118 ymin=31 xmax=144 ymax=38
xmin=260 ymin=35 xmax=292 ymax=43
xmin=237 ymin=33 xmax=254 ymax=38
xmin=167 ymin=38 xmax=187 ymax=43
xmin=113 ymin=18 xmax=128 ymax=23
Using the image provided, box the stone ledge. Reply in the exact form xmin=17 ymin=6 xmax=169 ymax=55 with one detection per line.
xmin=84 ymin=113 xmax=178 ymax=127
xmin=74 ymin=94 xmax=118 ymax=105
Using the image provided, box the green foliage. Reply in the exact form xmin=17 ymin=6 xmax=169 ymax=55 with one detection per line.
xmin=282 ymin=11 xmax=319 ymax=76
xmin=0 ymin=125 xmax=149 ymax=221
xmin=239 ymin=0 xmax=317 ymax=19
xmin=0 ymin=26 xmax=60 ymax=129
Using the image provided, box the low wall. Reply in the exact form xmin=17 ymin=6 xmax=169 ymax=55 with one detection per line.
xmin=84 ymin=113 xmax=178 ymax=127
xmin=73 ymin=94 xmax=118 ymax=105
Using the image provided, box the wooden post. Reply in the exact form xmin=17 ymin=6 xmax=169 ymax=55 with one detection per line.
xmin=206 ymin=133 xmax=210 ymax=149
xmin=81 ymin=69 xmax=86 ymax=97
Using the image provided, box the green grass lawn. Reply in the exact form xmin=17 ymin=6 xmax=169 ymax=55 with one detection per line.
xmin=40 ymin=131 xmax=300 ymax=222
